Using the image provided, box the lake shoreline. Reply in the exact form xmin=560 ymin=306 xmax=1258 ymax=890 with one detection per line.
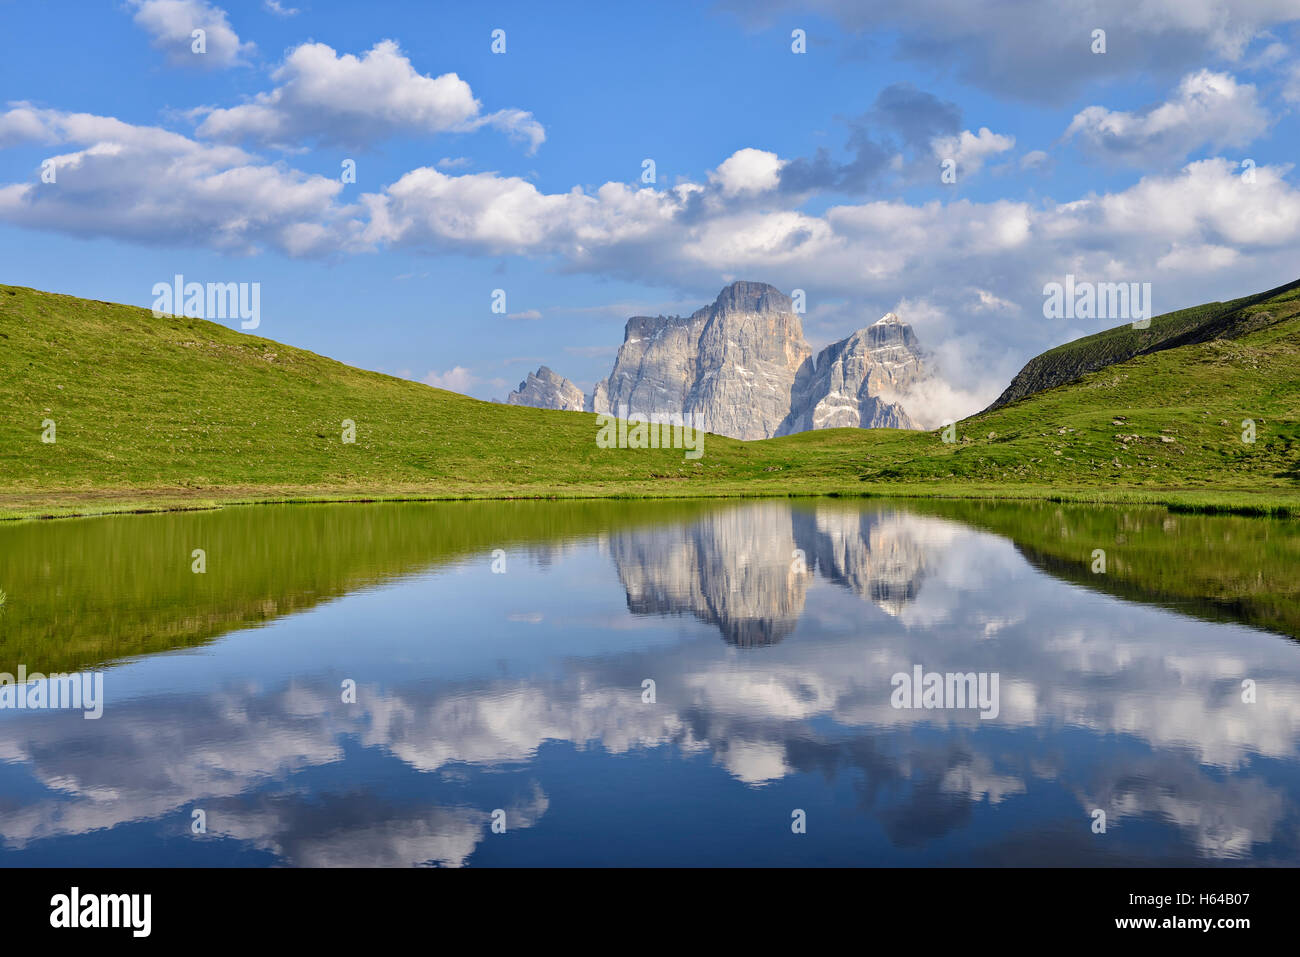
xmin=4 ymin=480 xmax=1296 ymax=523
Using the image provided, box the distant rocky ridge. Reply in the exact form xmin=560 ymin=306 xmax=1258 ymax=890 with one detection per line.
xmin=506 ymin=281 xmax=927 ymax=438
xmin=505 ymin=366 xmax=585 ymax=412
xmin=779 ymin=313 xmax=923 ymax=434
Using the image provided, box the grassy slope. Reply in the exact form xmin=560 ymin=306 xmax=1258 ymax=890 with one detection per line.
xmin=987 ymin=277 xmax=1300 ymax=408
xmin=1 ymin=281 xmax=1298 ymax=519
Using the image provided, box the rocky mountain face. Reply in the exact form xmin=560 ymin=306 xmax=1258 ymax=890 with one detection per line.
xmin=778 ymin=314 xmax=922 ymax=434
xmin=512 ymin=282 xmax=927 ymax=438
xmin=590 ymin=281 xmax=812 ymax=440
xmin=506 ymin=366 xmax=585 ymax=412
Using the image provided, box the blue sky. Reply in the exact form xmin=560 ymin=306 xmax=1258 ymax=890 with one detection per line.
xmin=2 ymin=0 xmax=1298 ymax=418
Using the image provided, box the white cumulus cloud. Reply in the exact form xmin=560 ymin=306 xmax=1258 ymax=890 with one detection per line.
xmin=195 ymin=40 xmax=544 ymax=152
xmin=930 ymin=127 xmax=1015 ymax=177
xmin=709 ymin=148 xmax=785 ymax=196
xmin=1064 ymin=70 xmax=1270 ymax=166
xmin=128 ymin=0 xmax=253 ymax=69
xmin=0 ymin=106 xmax=346 ymax=256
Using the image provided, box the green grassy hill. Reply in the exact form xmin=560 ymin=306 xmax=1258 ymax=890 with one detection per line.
xmin=1 ymin=281 xmax=1298 ymax=519
xmin=988 ymin=277 xmax=1300 ymax=409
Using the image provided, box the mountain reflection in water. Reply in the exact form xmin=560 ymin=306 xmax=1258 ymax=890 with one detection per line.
xmin=610 ymin=504 xmax=931 ymax=646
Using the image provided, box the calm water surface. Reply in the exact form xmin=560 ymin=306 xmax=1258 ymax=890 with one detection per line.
xmin=0 ymin=499 xmax=1297 ymax=866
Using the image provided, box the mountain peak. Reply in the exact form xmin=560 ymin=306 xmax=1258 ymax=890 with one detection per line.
xmin=711 ymin=281 xmax=791 ymax=315
xmin=506 ymin=366 xmax=585 ymax=412
xmin=859 ymin=310 xmax=920 ymax=352
xmin=510 ymin=283 xmax=927 ymax=437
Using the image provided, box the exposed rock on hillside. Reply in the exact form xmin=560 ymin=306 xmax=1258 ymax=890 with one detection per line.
xmin=576 ymin=282 xmax=927 ymax=439
xmin=506 ymin=366 xmax=585 ymax=412
xmin=591 ymin=281 xmax=811 ymax=440
xmin=779 ymin=313 xmax=923 ymax=434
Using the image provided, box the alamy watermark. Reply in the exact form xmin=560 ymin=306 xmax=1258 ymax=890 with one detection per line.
xmin=1043 ymin=275 xmax=1152 ymax=329
xmin=50 ymin=887 xmax=150 ymax=937
xmin=891 ymin=664 xmax=999 ymax=719
xmin=151 ymin=274 xmax=260 ymax=329
xmin=596 ymin=405 xmax=706 ymax=460
xmin=0 ymin=666 xmax=104 ymax=719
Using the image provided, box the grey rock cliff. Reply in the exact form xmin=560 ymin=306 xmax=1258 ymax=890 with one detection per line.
xmin=511 ymin=282 xmax=928 ymax=438
xmin=584 ymin=378 xmax=609 ymax=414
xmin=506 ymin=366 xmax=585 ymax=412
xmin=779 ymin=313 xmax=924 ymax=434
xmin=592 ymin=281 xmax=811 ymax=440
